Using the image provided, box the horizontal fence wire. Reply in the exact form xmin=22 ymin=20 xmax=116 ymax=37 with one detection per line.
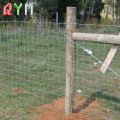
xmin=0 ymin=21 xmax=66 ymax=120
xmin=0 ymin=21 xmax=120 ymax=120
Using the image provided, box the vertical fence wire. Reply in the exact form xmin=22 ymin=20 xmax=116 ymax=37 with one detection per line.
xmin=0 ymin=21 xmax=120 ymax=120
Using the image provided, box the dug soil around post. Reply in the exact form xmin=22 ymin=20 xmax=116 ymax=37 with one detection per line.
xmin=30 ymin=95 xmax=109 ymax=120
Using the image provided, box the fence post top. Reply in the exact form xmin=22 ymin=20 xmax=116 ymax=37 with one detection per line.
xmin=67 ymin=7 xmax=76 ymax=10
xmin=67 ymin=7 xmax=76 ymax=8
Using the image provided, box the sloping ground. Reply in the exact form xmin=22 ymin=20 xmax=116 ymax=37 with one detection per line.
xmin=30 ymin=96 xmax=109 ymax=120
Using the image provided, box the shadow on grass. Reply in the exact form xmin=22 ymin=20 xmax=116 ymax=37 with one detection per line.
xmin=73 ymin=89 xmax=120 ymax=113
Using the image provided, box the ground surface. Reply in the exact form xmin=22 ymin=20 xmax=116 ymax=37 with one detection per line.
xmin=36 ymin=95 xmax=108 ymax=120
xmin=0 ymin=22 xmax=120 ymax=120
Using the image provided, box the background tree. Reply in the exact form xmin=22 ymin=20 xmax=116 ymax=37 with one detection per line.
xmin=34 ymin=0 xmax=58 ymax=29
xmin=58 ymin=0 xmax=104 ymax=23
xmin=58 ymin=0 xmax=83 ymax=22
xmin=85 ymin=0 xmax=104 ymax=23
xmin=35 ymin=0 xmax=58 ymax=22
xmin=115 ymin=0 xmax=120 ymax=24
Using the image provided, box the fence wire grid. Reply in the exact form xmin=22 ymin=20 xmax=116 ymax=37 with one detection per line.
xmin=0 ymin=21 xmax=120 ymax=120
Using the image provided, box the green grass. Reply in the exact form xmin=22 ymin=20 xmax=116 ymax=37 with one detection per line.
xmin=0 ymin=24 xmax=120 ymax=120
xmin=0 ymin=28 xmax=66 ymax=119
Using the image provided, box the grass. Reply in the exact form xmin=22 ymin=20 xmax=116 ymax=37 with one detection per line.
xmin=0 ymin=23 xmax=120 ymax=120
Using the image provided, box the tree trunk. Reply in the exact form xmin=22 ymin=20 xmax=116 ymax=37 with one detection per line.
xmin=106 ymin=7 xmax=109 ymax=18
xmin=116 ymin=15 xmax=118 ymax=25
xmin=119 ymin=7 xmax=120 ymax=24
xmin=112 ymin=0 xmax=115 ymax=22
xmin=81 ymin=0 xmax=88 ymax=24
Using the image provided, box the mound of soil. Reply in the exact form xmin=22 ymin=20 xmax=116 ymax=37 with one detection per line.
xmin=10 ymin=89 xmax=26 ymax=94
xmin=34 ymin=96 xmax=109 ymax=120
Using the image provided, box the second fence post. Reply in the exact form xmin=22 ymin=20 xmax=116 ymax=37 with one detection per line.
xmin=65 ymin=7 xmax=76 ymax=115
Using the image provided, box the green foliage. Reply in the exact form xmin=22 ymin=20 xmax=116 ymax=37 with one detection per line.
xmin=115 ymin=0 xmax=120 ymax=16
xmin=35 ymin=0 xmax=58 ymax=20
xmin=101 ymin=17 xmax=113 ymax=25
xmin=85 ymin=0 xmax=104 ymax=23
xmin=58 ymin=0 xmax=83 ymax=22
xmin=58 ymin=0 xmax=104 ymax=23
xmin=0 ymin=0 xmax=104 ymax=23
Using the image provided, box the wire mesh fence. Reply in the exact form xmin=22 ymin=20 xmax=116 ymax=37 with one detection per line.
xmin=0 ymin=21 xmax=120 ymax=120
xmin=0 ymin=21 xmax=66 ymax=119
xmin=72 ymin=24 xmax=120 ymax=120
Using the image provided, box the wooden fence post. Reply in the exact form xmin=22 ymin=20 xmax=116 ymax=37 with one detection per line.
xmin=56 ymin=12 xmax=58 ymax=30
xmin=65 ymin=7 xmax=76 ymax=115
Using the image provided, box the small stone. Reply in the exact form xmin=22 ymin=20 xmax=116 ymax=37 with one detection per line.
xmin=5 ymin=116 xmax=10 ymax=119
xmin=94 ymin=62 xmax=98 ymax=66
xmin=106 ymin=109 xmax=110 ymax=113
xmin=77 ymin=90 xmax=82 ymax=93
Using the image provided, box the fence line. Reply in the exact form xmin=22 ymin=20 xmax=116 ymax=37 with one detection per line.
xmin=1 ymin=12 xmax=120 ymax=120
xmin=65 ymin=7 xmax=120 ymax=117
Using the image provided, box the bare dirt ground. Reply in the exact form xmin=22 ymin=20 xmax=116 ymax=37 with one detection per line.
xmin=29 ymin=95 xmax=109 ymax=120
xmin=10 ymin=89 xmax=27 ymax=94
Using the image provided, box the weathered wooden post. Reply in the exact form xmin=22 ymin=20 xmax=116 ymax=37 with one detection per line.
xmin=65 ymin=7 xmax=76 ymax=115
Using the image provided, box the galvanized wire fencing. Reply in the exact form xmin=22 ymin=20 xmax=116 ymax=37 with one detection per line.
xmin=65 ymin=7 xmax=120 ymax=120
xmin=0 ymin=14 xmax=120 ymax=120
xmin=72 ymin=25 xmax=120 ymax=120
xmin=0 ymin=21 xmax=66 ymax=119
